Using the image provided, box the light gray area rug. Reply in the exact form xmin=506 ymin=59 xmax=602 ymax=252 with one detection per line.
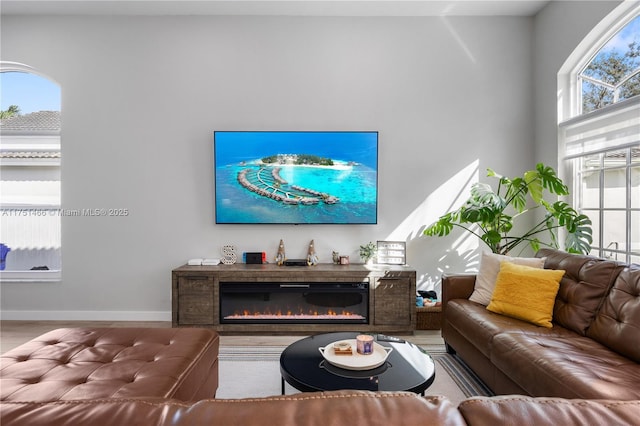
xmin=216 ymin=344 xmax=492 ymax=406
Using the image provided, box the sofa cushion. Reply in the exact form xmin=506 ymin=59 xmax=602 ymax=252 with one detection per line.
xmin=487 ymin=262 xmax=564 ymax=328
xmin=587 ymin=265 xmax=640 ymax=363
xmin=446 ymin=300 xmax=575 ymax=358
xmin=536 ymin=248 xmax=625 ymax=335
xmin=446 ymin=301 xmax=504 ymax=357
xmin=0 ymin=328 xmax=219 ymax=402
xmin=469 ymin=252 xmax=545 ymax=306
xmin=459 ymin=396 xmax=640 ymax=426
xmin=491 ymin=332 xmax=640 ymax=400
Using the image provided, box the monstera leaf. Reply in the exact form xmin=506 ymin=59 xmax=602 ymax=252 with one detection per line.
xmin=423 ymin=163 xmax=592 ymax=255
xmin=423 ymin=212 xmax=457 ymax=237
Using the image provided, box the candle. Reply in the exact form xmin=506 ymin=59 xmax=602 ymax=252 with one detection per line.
xmin=356 ymin=334 xmax=374 ymax=355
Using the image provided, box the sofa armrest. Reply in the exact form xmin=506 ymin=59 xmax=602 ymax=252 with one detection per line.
xmin=442 ymin=273 xmax=476 ymax=304
xmin=441 ymin=273 xmax=476 ymax=330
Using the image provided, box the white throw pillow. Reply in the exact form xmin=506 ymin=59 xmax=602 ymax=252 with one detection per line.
xmin=468 ymin=252 xmax=546 ymax=306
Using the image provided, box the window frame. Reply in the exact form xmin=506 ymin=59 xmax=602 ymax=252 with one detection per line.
xmin=0 ymin=62 xmax=62 ymax=282
xmin=557 ymin=2 xmax=640 ymax=265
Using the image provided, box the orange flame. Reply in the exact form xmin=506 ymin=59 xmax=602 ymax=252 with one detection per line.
xmin=228 ymin=306 xmax=363 ymax=319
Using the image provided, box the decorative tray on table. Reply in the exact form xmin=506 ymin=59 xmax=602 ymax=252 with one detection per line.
xmin=318 ymin=339 xmax=393 ymax=371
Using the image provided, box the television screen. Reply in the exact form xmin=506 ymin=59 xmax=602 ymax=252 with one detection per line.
xmin=214 ymin=131 xmax=378 ymax=224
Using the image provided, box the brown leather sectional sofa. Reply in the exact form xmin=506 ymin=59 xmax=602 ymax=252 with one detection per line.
xmin=442 ymin=248 xmax=640 ymax=399
xmin=2 ymin=249 xmax=639 ymax=425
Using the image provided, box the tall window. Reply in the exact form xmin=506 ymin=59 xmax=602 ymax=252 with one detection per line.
xmin=0 ymin=64 xmax=61 ymax=281
xmin=559 ymin=4 xmax=640 ymax=265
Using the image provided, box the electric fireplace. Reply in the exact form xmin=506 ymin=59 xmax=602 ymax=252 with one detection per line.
xmin=219 ymin=281 xmax=369 ymax=324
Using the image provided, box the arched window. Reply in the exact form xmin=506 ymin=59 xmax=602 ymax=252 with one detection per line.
xmin=0 ymin=62 xmax=61 ymax=281
xmin=558 ymin=3 xmax=640 ymax=265
xmin=580 ymin=15 xmax=640 ymax=113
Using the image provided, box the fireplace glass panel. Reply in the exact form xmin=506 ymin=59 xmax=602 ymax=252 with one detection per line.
xmin=220 ymin=282 xmax=369 ymax=324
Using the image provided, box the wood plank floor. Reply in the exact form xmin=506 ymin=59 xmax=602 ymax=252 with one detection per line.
xmin=0 ymin=320 xmax=444 ymax=354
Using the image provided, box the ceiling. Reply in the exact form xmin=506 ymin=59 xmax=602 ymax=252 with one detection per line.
xmin=0 ymin=0 xmax=551 ymax=17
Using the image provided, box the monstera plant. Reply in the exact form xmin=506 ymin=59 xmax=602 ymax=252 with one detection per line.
xmin=423 ymin=163 xmax=593 ymax=255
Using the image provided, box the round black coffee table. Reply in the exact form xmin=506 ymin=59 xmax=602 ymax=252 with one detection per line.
xmin=280 ymin=332 xmax=435 ymax=395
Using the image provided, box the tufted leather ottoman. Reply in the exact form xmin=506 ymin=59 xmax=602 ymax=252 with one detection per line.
xmin=0 ymin=327 xmax=219 ymax=402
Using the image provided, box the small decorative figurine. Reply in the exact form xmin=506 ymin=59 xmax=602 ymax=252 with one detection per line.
xmin=275 ymin=239 xmax=286 ymax=266
xmin=332 ymin=251 xmax=340 ymax=264
xmin=307 ymin=240 xmax=319 ymax=266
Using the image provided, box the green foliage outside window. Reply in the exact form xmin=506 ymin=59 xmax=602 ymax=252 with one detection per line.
xmin=581 ymin=15 xmax=640 ymax=113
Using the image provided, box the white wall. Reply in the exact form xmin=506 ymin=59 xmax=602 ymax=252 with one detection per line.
xmin=0 ymin=8 xmax=610 ymax=320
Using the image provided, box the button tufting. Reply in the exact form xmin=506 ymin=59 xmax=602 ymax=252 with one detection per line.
xmin=2 ymin=327 xmax=220 ymax=404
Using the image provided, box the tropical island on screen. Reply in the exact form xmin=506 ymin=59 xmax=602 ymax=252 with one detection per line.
xmin=214 ymin=131 xmax=378 ymax=224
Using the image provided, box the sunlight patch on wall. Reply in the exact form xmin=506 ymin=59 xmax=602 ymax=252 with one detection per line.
xmin=415 ymin=230 xmax=481 ymax=292
xmin=440 ymin=16 xmax=477 ymax=64
xmin=385 ymin=159 xmax=480 ymax=242
xmin=385 ymin=160 xmax=481 ymax=294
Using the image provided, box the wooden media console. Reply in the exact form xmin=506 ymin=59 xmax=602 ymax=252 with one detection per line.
xmin=172 ymin=263 xmax=416 ymax=334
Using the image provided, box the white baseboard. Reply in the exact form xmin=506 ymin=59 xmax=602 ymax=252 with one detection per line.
xmin=0 ymin=310 xmax=171 ymax=321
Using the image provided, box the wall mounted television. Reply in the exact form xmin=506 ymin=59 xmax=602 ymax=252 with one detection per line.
xmin=214 ymin=131 xmax=378 ymax=224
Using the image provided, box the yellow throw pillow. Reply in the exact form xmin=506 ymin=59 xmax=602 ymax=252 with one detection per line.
xmin=487 ymin=261 xmax=565 ymax=328
xmin=469 ymin=252 xmax=546 ymax=306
